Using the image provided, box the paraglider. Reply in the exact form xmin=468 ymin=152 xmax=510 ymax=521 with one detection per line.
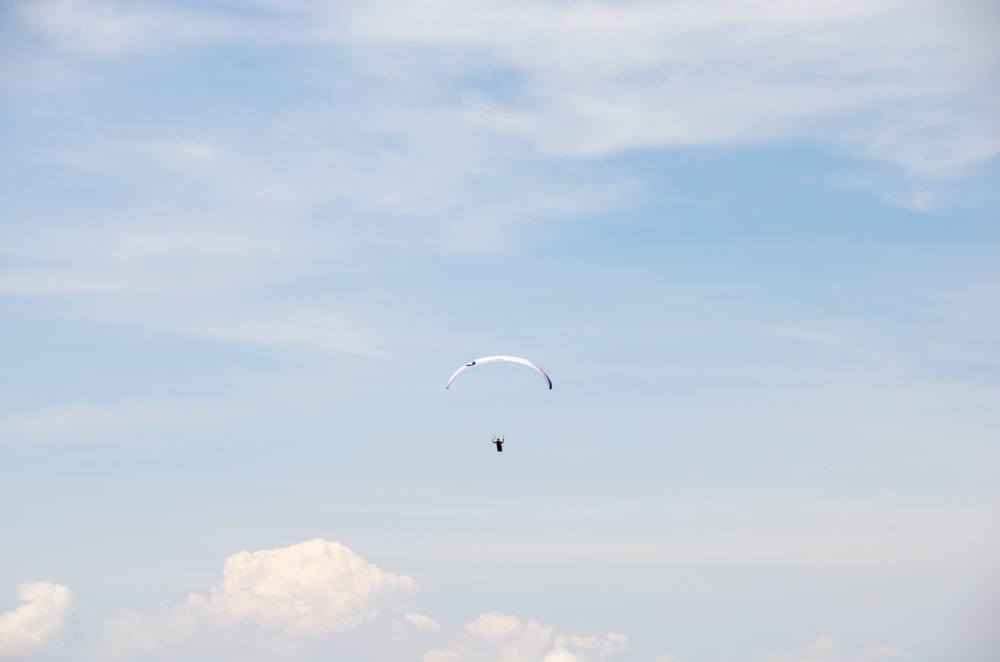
xmin=446 ymin=355 xmax=551 ymax=455
xmin=445 ymin=355 xmax=552 ymax=390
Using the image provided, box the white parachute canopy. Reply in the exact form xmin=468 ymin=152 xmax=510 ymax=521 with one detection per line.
xmin=446 ymin=355 xmax=553 ymax=390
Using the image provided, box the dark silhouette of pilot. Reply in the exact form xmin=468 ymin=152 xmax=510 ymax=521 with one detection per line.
xmin=492 ymin=436 xmax=504 ymax=452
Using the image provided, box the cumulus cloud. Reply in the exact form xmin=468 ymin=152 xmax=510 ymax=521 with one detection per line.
xmin=555 ymin=631 xmax=632 ymax=659
xmin=406 ymin=612 xmax=441 ymax=632
xmin=0 ymin=548 xmax=913 ymax=662
xmin=80 ymin=539 xmax=423 ymax=660
xmin=0 ymin=581 xmax=73 ymax=659
xmin=449 ymin=612 xmax=632 ymax=662
xmin=542 ymin=650 xmax=583 ymax=662
xmin=188 ymin=539 xmax=418 ymax=634
xmin=465 ymin=611 xmax=527 ymax=642
xmin=464 ymin=613 xmax=556 ymax=661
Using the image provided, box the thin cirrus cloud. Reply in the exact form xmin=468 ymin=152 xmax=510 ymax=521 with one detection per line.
xmin=11 ymin=402 xmax=237 ymax=438
xmin=5 ymin=0 xmax=992 ymax=306
xmin=17 ymin=0 xmax=244 ymax=55
xmin=16 ymin=0 xmax=999 ymax=185
xmin=755 ymin=636 xmax=908 ymax=662
xmin=0 ymin=209 xmax=311 ymax=301
xmin=334 ymin=0 xmax=1000 ymax=179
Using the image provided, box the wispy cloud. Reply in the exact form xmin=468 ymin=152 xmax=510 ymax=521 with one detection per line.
xmin=14 ymin=0 xmax=998 ymax=216
xmin=18 ymin=0 xmax=248 ymax=54
xmin=756 ymin=636 xmax=909 ymax=662
xmin=331 ymin=0 xmax=1000 ymax=180
xmin=161 ymin=304 xmax=394 ymax=358
xmin=11 ymin=402 xmax=237 ymax=438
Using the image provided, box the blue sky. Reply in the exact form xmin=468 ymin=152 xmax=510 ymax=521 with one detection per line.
xmin=1 ymin=1 xmax=999 ymax=660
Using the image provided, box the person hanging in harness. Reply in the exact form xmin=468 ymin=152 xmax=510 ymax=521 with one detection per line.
xmin=492 ymin=436 xmax=504 ymax=452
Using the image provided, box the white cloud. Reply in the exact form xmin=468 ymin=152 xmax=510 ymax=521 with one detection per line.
xmin=80 ymin=539 xmax=423 ymax=660
xmin=11 ymin=402 xmax=235 ymax=438
xmin=475 ymin=616 xmax=555 ymax=662
xmin=19 ymin=0 xmax=241 ymax=54
xmin=464 ymin=611 xmax=526 ymax=642
xmin=457 ymin=612 xmax=631 ymax=662
xmin=0 ymin=208 xmax=310 ymax=300
xmin=756 ymin=636 xmax=909 ymax=662
xmin=554 ymin=632 xmax=632 ymax=659
xmin=165 ymin=304 xmax=392 ymax=359
xmin=7 ymin=0 xmax=993 ymax=358
xmin=829 ymin=167 xmax=938 ymax=213
xmin=331 ymin=0 xmax=999 ymax=182
xmin=190 ymin=539 xmax=418 ymax=634
xmin=406 ymin=612 xmax=441 ymax=632
xmin=15 ymin=0 xmax=996 ymax=226
xmin=0 ymin=545 xmax=918 ymax=662
xmin=0 ymin=581 xmax=73 ymax=660
xmin=542 ymin=649 xmax=584 ymax=662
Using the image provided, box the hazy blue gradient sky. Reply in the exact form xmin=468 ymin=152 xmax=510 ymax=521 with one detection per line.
xmin=1 ymin=1 xmax=999 ymax=661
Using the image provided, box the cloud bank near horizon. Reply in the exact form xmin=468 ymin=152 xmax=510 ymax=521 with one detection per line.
xmin=0 ymin=538 xmax=910 ymax=662
xmin=0 ymin=581 xmax=74 ymax=660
